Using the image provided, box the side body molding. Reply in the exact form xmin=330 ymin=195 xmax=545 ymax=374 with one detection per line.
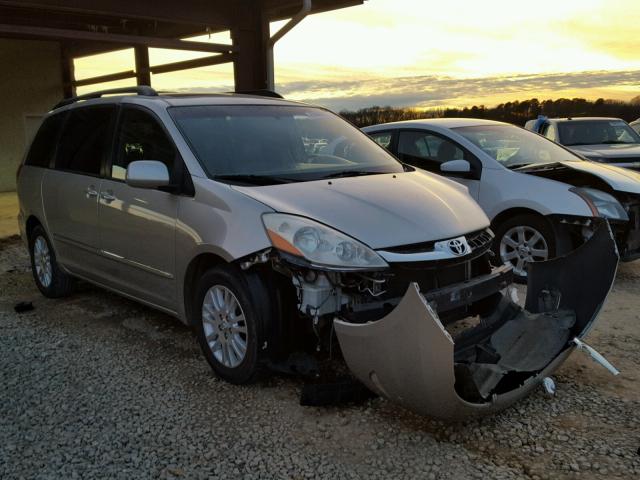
xmin=334 ymin=221 xmax=618 ymax=420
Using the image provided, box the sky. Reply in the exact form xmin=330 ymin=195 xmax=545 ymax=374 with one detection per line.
xmin=75 ymin=0 xmax=640 ymax=111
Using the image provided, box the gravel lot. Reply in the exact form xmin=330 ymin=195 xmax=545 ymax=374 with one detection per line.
xmin=1 ymin=235 xmax=639 ymax=480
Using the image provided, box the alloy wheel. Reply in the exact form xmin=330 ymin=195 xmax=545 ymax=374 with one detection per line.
xmin=201 ymin=285 xmax=248 ymax=368
xmin=33 ymin=235 xmax=53 ymax=288
xmin=499 ymin=225 xmax=549 ymax=277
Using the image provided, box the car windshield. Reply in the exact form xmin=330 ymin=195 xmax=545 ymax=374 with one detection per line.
xmin=453 ymin=124 xmax=581 ymax=169
xmin=169 ymin=105 xmax=405 ymax=185
xmin=557 ymin=120 xmax=640 ymax=146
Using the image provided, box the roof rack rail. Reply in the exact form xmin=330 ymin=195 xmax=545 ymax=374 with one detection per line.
xmin=53 ymin=85 xmax=158 ymax=110
xmin=232 ymin=89 xmax=284 ymax=99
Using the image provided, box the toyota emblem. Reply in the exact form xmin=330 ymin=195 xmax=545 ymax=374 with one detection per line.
xmin=447 ymin=238 xmax=467 ymax=256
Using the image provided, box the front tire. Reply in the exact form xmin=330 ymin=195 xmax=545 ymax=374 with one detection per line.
xmin=492 ymin=214 xmax=556 ymax=282
xmin=29 ymin=225 xmax=74 ymax=298
xmin=194 ymin=265 xmax=272 ymax=384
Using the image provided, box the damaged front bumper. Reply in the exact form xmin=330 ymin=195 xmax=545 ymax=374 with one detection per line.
xmin=334 ymin=222 xmax=618 ymax=420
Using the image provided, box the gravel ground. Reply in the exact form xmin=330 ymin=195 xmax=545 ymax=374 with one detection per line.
xmin=1 ymin=235 xmax=639 ymax=480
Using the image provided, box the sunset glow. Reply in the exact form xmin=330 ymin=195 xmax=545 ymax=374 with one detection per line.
xmin=75 ymin=0 xmax=640 ymax=110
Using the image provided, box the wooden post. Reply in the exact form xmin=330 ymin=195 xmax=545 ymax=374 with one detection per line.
xmin=231 ymin=0 xmax=269 ymax=91
xmin=60 ymin=44 xmax=76 ymax=98
xmin=134 ymin=45 xmax=151 ymax=86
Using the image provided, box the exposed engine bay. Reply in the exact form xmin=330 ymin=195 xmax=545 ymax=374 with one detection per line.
xmin=518 ymin=162 xmax=640 ymax=260
xmin=241 ymin=219 xmax=618 ymax=419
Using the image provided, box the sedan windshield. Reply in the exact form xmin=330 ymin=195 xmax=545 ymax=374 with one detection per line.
xmin=453 ymin=124 xmax=581 ymax=169
xmin=558 ymin=120 xmax=640 ymax=146
xmin=170 ymin=105 xmax=405 ymax=184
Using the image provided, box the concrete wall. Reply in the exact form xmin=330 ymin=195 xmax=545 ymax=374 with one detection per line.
xmin=0 ymin=39 xmax=63 ymax=192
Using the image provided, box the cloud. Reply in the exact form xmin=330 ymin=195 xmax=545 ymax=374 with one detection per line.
xmin=169 ymin=69 xmax=640 ymax=112
xmin=277 ymin=70 xmax=640 ymax=111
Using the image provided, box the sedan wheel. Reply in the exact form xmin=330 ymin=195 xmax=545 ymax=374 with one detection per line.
xmin=499 ymin=225 xmax=549 ymax=278
xmin=201 ymin=285 xmax=248 ymax=368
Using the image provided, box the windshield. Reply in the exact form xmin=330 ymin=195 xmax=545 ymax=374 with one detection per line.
xmin=453 ymin=124 xmax=581 ymax=169
xmin=558 ymin=120 xmax=640 ymax=146
xmin=169 ymin=105 xmax=404 ymax=184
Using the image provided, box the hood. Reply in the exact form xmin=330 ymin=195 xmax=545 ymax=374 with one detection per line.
xmin=518 ymin=161 xmax=640 ymax=195
xmin=232 ymin=171 xmax=489 ymax=249
xmin=570 ymin=143 xmax=640 ymax=159
xmin=559 ymin=161 xmax=640 ymax=194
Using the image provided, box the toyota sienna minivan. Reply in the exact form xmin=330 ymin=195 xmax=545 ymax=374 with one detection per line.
xmin=17 ymin=87 xmax=618 ymax=419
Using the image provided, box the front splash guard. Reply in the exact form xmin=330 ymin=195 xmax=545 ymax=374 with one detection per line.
xmin=334 ymin=221 xmax=618 ymax=419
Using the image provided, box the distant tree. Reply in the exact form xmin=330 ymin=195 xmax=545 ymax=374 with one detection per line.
xmin=340 ymin=97 xmax=640 ymax=127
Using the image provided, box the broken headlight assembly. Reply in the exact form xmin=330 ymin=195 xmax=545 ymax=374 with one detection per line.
xmin=571 ymin=187 xmax=629 ymax=221
xmin=262 ymin=213 xmax=389 ymax=270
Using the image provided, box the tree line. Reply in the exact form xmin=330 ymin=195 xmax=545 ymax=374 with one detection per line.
xmin=340 ymin=96 xmax=640 ymax=128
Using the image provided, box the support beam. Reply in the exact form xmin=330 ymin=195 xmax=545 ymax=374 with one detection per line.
xmin=134 ymin=46 xmax=151 ymax=86
xmin=149 ymin=53 xmax=234 ymax=75
xmin=74 ymin=70 xmax=136 ymax=87
xmin=231 ymin=1 xmax=269 ymax=91
xmin=60 ymin=45 xmax=75 ymax=98
xmin=0 ymin=24 xmax=236 ymax=53
xmin=71 ymin=54 xmax=234 ymax=88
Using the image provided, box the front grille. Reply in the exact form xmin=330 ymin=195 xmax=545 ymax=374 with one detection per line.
xmin=467 ymin=229 xmax=494 ymax=252
xmin=383 ymin=239 xmax=435 ymax=254
xmin=383 ymin=228 xmax=494 ymax=255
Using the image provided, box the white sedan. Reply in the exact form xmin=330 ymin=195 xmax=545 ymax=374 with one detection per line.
xmin=363 ymin=119 xmax=640 ymax=279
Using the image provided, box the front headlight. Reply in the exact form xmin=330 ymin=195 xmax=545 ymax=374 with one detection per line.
xmin=262 ymin=213 xmax=389 ymax=269
xmin=571 ymin=187 xmax=629 ymax=221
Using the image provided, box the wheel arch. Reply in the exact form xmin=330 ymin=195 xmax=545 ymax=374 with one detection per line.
xmin=183 ymin=252 xmax=229 ymax=326
xmin=490 ymin=207 xmax=551 ymax=232
xmin=25 ymin=215 xmax=43 ymax=241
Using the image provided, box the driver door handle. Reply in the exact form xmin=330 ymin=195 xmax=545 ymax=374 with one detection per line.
xmin=85 ymin=185 xmax=98 ymax=199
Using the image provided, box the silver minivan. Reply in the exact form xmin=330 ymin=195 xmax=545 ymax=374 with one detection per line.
xmin=17 ymin=87 xmax=618 ymax=419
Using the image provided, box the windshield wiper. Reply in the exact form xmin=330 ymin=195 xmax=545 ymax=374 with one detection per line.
xmin=213 ymin=174 xmax=296 ymax=185
xmin=599 ymin=140 xmax=632 ymax=144
xmin=505 ymin=162 xmax=533 ymax=170
xmin=321 ymin=170 xmax=382 ymax=179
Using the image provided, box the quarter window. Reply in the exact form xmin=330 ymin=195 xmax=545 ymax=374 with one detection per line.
xmin=397 ymin=130 xmax=465 ymax=172
xmin=55 ymin=106 xmax=115 ymax=175
xmin=541 ymin=124 xmax=557 ymax=141
xmin=112 ymin=107 xmax=175 ymax=181
xmin=369 ymin=131 xmax=393 ymax=150
xmin=25 ymin=113 xmax=65 ymax=168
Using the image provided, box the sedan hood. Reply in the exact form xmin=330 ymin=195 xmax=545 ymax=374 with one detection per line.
xmin=233 ymin=171 xmax=489 ymax=249
xmin=570 ymin=143 xmax=640 ymax=158
xmin=519 ymin=161 xmax=640 ymax=194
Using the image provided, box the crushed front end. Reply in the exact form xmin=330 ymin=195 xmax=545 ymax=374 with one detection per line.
xmin=249 ymin=217 xmax=617 ymax=419
xmin=334 ymin=222 xmax=618 ymax=419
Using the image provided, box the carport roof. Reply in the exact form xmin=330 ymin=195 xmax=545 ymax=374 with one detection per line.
xmin=0 ymin=0 xmax=364 ymax=57
xmin=0 ymin=0 xmax=364 ymax=95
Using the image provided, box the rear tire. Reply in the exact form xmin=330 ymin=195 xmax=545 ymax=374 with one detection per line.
xmin=492 ymin=214 xmax=556 ymax=283
xmin=29 ymin=225 xmax=74 ymax=298
xmin=194 ymin=265 xmax=272 ymax=384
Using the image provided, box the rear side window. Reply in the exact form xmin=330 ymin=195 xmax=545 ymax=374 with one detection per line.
xmin=55 ymin=106 xmax=115 ymax=175
xmin=24 ymin=114 xmax=65 ymax=167
xmin=111 ymin=107 xmax=175 ymax=181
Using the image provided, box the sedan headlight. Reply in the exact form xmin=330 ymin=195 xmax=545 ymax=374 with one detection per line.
xmin=262 ymin=213 xmax=389 ymax=269
xmin=571 ymin=187 xmax=629 ymax=221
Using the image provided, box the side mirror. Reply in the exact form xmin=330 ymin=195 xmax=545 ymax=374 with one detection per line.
xmin=440 ymin=159 xmax=471 ymax=174
xmin=125 ymin=160 xmax=170 ymax=189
